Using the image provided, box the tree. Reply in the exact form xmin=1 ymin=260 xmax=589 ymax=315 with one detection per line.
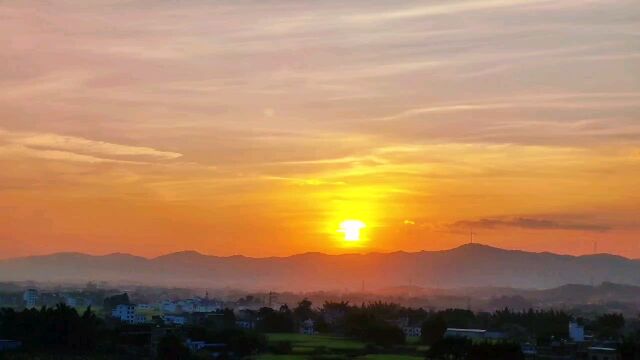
xmin=422 ymin=315 xmax=447 ymax=345
xmin=257 ymin=307 xmax=294 ymax=333
xmin=426 ymin=337 xmax=470 ymax=360
xmin=0 ymin=304 xmax=105 ymax=353
xmin=103 ymin=293 xmax=130 ymax=314
xmin=593 ymin=313 xmax=625 ymax=340
xmin=293 ymin=298 xmax=314 ymax=322
xmin=157 ymin=334 xmax=190 ymax=360
xmin=344 ymin=309 xmax=405 ymax=347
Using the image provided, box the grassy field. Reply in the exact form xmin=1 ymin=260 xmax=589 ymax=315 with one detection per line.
xmin=267 ymin=333 xmax=367 ymax=351
xmin=257 ymin=333 xmax=426 ymax=360
xmin=357 ymin=355 xmax=424 ymax=360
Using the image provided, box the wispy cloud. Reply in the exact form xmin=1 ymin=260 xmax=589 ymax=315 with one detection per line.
xmin=452 ymin=217 xmax=612 ymax=232
xmin=0 ymin=129 xmax=181 ymax=163
xmin=346 ymin=0 xmax=556 ymax=23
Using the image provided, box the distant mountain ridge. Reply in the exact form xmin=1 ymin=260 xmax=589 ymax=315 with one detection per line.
xmin=2 ymin=244 xmax=640 ymax=291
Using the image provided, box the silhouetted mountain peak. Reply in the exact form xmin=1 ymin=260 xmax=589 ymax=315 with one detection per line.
xmin=2 ymin=245 xmax=640 ymax=290
xmin=153 ymin=250 xmax=206 ymax=260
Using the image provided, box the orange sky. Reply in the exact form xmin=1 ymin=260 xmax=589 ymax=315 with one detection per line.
xmin=1 ymin=0 xmax=639 ymax=259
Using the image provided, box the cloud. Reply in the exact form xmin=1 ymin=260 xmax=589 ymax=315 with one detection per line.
xmin=452 ymin=217 xmax=612 ymax=232
xmin=0 ymin=129 xmax=182 ymax=163
xmin=346 ymin=0 xmax=556 ymax=23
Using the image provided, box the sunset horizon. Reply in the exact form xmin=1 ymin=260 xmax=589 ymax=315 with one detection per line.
xmin=2 ymin=0 xmax=639 ymax=260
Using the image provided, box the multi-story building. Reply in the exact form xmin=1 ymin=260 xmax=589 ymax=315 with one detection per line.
xmin=111 ymin=304 xmax=136 ymax=323
xmin=23 ymin=289 xmax=38 ymax=308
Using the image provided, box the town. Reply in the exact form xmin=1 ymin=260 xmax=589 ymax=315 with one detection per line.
xmin=1 ymin=283 xmax=639 ymax=359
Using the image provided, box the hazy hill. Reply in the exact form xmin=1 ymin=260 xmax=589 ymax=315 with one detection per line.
xmin=2 ymin=244 xmax=640 ymax=291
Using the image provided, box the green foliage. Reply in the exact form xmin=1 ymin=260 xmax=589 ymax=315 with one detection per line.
xmin=157 ymin=333 xmax=190 ymax=360
xmin=0 ymin=304 xmax=105 ymax=354
xmin=426 ymin=338 xmax=524 ymax=360
xmin=102 ymin=293 xmax=130 ymax=314
xmin=258 ymin=307 xmax=295 ymax=333
xmin=270 ymin=340 xmax=293 ymax=354
xmin=421 ymin=315 xmax=447 ymax=345
xmin=186 ymin=325 xmax=266 ymax=356
xmin=344 ymin=309 xmax=405 ymax=347
xmin=293 ymin=299 xmax=314 ymax=322
xmin=592 ymin=313 xmax=625 ymax=340
xmin=487 ymin=308 xmax=571 ymax=341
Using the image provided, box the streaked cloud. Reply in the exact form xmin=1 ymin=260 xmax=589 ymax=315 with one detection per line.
xmin=0 ymin=129 xmax=182 ymax=163
xmin=452 ymin=217 xmax=612 ymax=232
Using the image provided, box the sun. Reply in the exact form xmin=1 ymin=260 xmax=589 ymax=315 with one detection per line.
xmin=338 ymin=220 xmax=366 ymax=241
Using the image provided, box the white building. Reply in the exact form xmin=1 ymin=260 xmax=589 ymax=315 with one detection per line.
xmin=569 ymin=321 xmax=585 ymax=342
xmin=160 ymin=297 xmax=222 ymax=314
xmin=112 ymin=304 xmax=136 ymax=323
xmin=445 ymin=328 xmax=486 ymax=340
xmin=403 ymin=326 xmax=422 ymax=337
xmin=23 ymin=289 xmax=38 ymax=308
xmin=164 ymin=315 xmax=186 ymax=325
xmin=134 ymin=314 xmax=147 ymax=324
xmin=444 ymin=328 xmax=506 ymax=340
xmin=299 ymin=319 xmax=315 ymax=335
xmin=64 ymin=296 xmax=78 ymax=307
xmin=160 ymin=301 xmax=178 ymax=313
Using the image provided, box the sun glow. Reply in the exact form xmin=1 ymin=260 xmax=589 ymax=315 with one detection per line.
xmin=338 ymin=220 xmax=366 ymax=241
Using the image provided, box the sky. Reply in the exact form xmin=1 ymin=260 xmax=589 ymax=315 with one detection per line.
xmin=1 ymin=0 xmax=639 ymax=259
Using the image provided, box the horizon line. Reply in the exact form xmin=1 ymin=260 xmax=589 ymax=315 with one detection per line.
xmin=1 ymin=242 xmax=635 ymax=262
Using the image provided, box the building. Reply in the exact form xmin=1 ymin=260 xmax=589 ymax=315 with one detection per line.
xmin=403 ymin=326 xmax=422 ymax=337
xmin=137 ymin=303 xmax=151 ymax=311
xmin=587 ymin=347 xmax=619 ymax=360
xmin=159 ymin=297 xmax=222 ymax=314
xmin=111 ymin=304 xmax=136 ymax=323
xmin=185 ymin=340 xmax=227 ymax=357
xmin=569 ymin=321 xmax=585 ymax=342
xmin=299 ymin=319 xmax=315 ymax=335
xmin=63 ymin=295 xmax=77 ymax=307
xmin=160 ymin=300 xmax=178 ymax=313
xmin=521 ymin=343 xmax=537 ymax=359
xmin=23 ymin=289 xmax=38 ymax=308
xmin=235 ymin=309 xmax=257 ymax=329
xmin=0 ymin=340 xmax=22 ymax=352
xmin=445 ymin=328 xmax=487 ymax=340
xmin=164 ymin=315 xmax=186 ymax=325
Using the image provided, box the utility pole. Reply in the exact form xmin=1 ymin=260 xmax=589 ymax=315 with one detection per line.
xmin=268 ymin=292 xmax=277 ymax=308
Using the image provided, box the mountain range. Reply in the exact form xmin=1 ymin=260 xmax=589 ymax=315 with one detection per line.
xmin=1 ymin=244 xmax=639 ymax=291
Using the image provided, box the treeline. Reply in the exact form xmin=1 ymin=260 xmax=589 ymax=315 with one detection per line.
xmin=0 ymin=304 xmax=103 ymax=353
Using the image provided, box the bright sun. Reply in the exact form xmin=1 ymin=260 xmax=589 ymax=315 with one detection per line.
xmin=338 ymin=220 xmax=366 ymax=241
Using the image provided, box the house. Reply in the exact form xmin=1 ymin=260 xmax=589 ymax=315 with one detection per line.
xmin=112 ymin=304 xmax=136 ymax=323
xmin=444 ymin=328 xmax=487 ymax=340
xmin=569 ymin=321 xmax=585 ymax=342
xmin=64 ymin=295 xmax=78 ymax=307
xmin=111 ymin=304 xmax=148 ymax=324
xmin=134 ymin=314 xmax=147 ymax=324
xmin=164 ymin=315 xmax=187 ymax=325
xmin=160 ymin=300 xmax=178 ymax=313
xmin=403 ymin=326 xmax=422 ymax=337
xmin=444 ymin=328 xmax=506 ymax=341
xmin=160 ymin=297 xmax=223 ymax=314
xmin=299 ymin=319 xmax=315 ymax=335
xmin=185 ymin=339 xmax=228 ymax=357
xmin=0 ymin=340 xmax=21 ymax=352
xmin=587 ymin=347 xmax=620 ymax=360
xmin=235 ymin=309 xmax=257 ymax=329
xmin=23 ymin=289 xmax=38 ymax=308
xmin=521 ymin=343 xmax=537 ymax=359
